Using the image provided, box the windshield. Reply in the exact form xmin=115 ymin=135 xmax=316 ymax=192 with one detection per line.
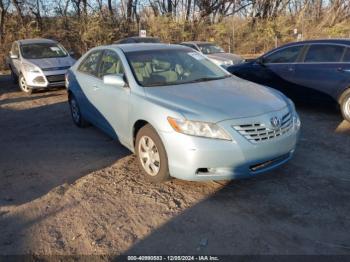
xmin=125 ymin=49 xmax=230 ymax=87
xmin=198 ymin=43 xmax=225 ymax=54
xmin=21 ymin=43 xmax=68 ymax=59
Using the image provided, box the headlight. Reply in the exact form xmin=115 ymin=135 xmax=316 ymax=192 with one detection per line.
xmin=22 ymin=63 xmax=41 ymax=73
xmin=167 ymin=117 xmax=232 ymax=140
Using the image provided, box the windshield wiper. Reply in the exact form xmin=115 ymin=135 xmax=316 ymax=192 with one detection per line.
xmin=187 ymin=75 xmax=231 ymax=83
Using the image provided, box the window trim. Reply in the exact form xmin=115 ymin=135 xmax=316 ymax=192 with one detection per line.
xmin=77 ymin=50 xmax=103 ymax=78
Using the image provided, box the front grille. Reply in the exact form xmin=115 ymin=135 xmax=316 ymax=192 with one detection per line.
xmin=46 ymin=74 xmax=65 ymax=83
xmin=233 ymin=112 xmax=293 ymax=143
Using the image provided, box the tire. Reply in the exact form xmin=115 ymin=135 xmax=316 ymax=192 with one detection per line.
xmin=135 ymin=124 xmax=170 ymax=182
xmin=68 ymin=94 xmax=89 ymax=128
xmin=18 ymin=74 xmax=32 ymax=95
xmin=340 ymin=89 xmax=350 ymax=122
xmin=10 ymin=66 xmax=18 ymax=84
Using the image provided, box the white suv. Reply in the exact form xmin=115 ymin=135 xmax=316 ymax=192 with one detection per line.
xmin=7 ymin=38 xmax=76 ymax=94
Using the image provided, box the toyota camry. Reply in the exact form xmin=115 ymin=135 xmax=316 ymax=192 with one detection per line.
xmin=66 ymin=44 xmax=301 ymax=182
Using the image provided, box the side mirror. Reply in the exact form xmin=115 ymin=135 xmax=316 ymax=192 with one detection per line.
xmin=256 ymin=57 xmax=265 ymax=65
xmin=103 ymin=74 xmax=126 ymax=88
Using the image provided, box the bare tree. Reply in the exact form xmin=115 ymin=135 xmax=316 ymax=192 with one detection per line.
xmin=0 ymin=0 xmax=10 ymax=42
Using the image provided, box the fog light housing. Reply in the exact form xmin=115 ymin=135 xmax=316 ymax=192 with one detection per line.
xmin=33 ymin=76 xmax=46 ymax=84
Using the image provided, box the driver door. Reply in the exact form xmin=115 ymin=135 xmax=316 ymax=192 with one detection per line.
xmin=91 ymin=49 xmax=131 ymax=144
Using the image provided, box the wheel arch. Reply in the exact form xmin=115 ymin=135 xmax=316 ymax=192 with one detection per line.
xmin=132 ymin=119 xmax=150 ymax=148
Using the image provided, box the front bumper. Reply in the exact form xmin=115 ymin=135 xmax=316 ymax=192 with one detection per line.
xmin=159 ymin=108 xmax=300 ymax=181
xmin=23 ymin=69 xmax=67 ymax=89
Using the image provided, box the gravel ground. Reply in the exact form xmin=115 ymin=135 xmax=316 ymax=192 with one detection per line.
xmin=0 ymin=74 xmax=350 ymax=257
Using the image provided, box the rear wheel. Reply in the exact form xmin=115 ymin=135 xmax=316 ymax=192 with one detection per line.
xmin=19 ymin=74 xmax=32 ymax=95
xmin=135 ymin=124 xmax=170 ymax=182
xmin=339 ymin=89 xmax=350 ymax=122
xmin=69 ymin=94 xmax=89 ymax=127
xmin=340 ymin=90 xmax=350 ymax=122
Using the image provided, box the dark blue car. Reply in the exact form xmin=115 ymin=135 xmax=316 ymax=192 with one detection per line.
xmin=227 ymin=39 xmax=350 ymax=122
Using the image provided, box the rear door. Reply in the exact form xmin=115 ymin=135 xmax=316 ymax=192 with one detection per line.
xmin=74 ymin=50 xmax=104 ymax=125
xmin=293 ymin=44 xmax=347 ymax=101
xmin=336 ymin=47 xmax=350 ymax=99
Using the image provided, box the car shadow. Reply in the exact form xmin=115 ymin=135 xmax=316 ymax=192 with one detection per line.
xmin=0 ymin=100 xmax=130 ymax=206
xmin=119 ymin=153 xmax=350 ymax=255
xmin=0 ymin=74 xmax=17 ymax=95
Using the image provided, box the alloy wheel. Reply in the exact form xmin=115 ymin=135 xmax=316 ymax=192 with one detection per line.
xmin=138 ymin=135 xmax=160 ymax=176
xmin=19 ymin=76 xmax=30 ymax=93
xmin=344 ymin=97 xmax=350 ymax=119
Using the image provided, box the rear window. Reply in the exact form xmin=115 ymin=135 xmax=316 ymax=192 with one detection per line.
xmin=304 ymin=45 xmax=345 ymax=62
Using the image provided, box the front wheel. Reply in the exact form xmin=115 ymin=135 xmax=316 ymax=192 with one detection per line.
xmin=340 ymin=90 xmax=350 ymax=122
xmin=136 ymin=124 xmax=170 ymax=182
xmin=18 ymin=74 xmax=32 ymax=95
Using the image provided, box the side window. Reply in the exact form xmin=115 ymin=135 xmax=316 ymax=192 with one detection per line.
xmin=304 ymin=44 xmax=345 ymax=63
xmin=78 ymin=51 xmax=102 ymax=76
xmin=264 ymin=45 xmax=303 ymax=63
xmin=343 ymin=48 xmax=350 ymax=62
xmin=12 ymin=43 xmax=19 ymax=56
xmin=98 ymin=50 xmax=125 ymax=78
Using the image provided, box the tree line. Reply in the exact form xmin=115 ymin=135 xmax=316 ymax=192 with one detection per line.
xmin=0 ymin=0 xmax=350 ymax=70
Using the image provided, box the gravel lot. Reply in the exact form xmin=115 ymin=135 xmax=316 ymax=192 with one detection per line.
xmin=0 ymin=73 xmax=350 ymax=256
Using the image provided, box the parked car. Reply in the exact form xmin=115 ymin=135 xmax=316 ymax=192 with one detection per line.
xmin=180 ymin=41 xmax=244 ymax=68
xmin=114 ymin=36 xmax=161 ymax=44
xmin=7 ymin=38 xmax=76 ymax=94
xmin=227 ymin=39 xmax=350 ymax=122
xmin=66 ymin=44 xmax=300 ymax=182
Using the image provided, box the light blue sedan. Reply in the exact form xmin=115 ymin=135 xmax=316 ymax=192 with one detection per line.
xmin=66 ymin=44 xmax=301 ymax=182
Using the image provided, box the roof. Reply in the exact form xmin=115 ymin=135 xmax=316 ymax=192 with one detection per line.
xmin=281 ymin=39 xmax=350 ymax=48
xmin=18 ymin=38 xmax=57 ymax=45
xmin=110 ymin=43 xmax=190 ymax=52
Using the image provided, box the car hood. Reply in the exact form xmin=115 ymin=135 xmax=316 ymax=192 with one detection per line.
xmin=207 ymin=53 xmax=244 ymax=64
xmin=145 ymin=76 xmax=288 ymax=123
xmin=26 ymin=56 xmax=76 ymax=70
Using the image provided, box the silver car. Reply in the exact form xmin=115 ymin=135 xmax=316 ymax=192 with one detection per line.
xmin=7 ymin=38 xmax=76 ymax=94
xmin=66 ymin=44 xmax=301 ymax=182
xmin=180 ymin=41 xmax=244 ymax=68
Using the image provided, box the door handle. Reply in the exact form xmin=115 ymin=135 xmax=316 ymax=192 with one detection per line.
xmin=337 ymin=68 xmax=350 ymax=73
